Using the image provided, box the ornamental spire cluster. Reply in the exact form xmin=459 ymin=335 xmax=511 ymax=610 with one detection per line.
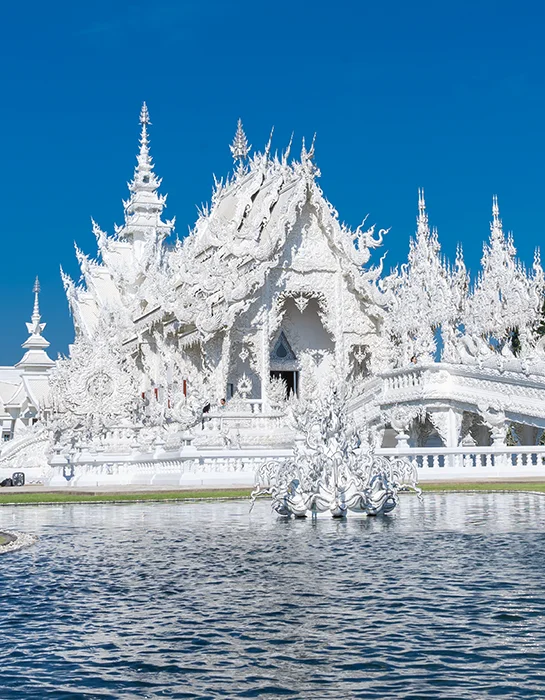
xmin=384 ymin=192 xmax=544 ymax=367
xmin=385 ymin=190 xmax=455 ymax=363
xmin=464 ymin=197 xmax=543 ymax=349
xmin=229 ymin=118 xmax=251 ymax=166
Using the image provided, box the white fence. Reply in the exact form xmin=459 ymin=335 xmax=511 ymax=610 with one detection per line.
xmin=377 ymin=445 xmax=545 ymax=481
xmin=4 ymin=429 xmax=545 ymax=487
xmin=42 ymin=445 xmax=545 ymax=487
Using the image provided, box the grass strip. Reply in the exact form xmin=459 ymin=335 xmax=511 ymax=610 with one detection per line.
xmin=1 ymin=482 xmax=545 ymax=505
xmin=0 ymin=489 xmax=252 ymax=505
xmin=420 ymin=482 xmax=545 ymax=492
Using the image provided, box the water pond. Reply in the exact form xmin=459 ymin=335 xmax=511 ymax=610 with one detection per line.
xmin=2 ymin=493 xmax=545 ymax=699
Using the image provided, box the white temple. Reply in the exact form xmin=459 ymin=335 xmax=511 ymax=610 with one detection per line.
xmin=3 ymin=104 xmax=545 ymax=486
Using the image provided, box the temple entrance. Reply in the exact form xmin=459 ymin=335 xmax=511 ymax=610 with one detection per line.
xmin=270 ymin=370 xmax=298 ymax=398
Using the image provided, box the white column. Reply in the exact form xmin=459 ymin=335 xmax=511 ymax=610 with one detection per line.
xmin=445 ymin=408 xmax=461 ymax=448
xmin=261 ymin=310 xmax=270 ymax=411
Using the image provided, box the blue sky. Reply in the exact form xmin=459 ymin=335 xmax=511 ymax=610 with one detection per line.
xmin=0 ymin=0 xmax=544 ymax=364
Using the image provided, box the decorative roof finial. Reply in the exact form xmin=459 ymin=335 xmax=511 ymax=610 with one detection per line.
xmin=25 ymin=276 xmax=46 ymax=339
xmin=264 ymin=126 xmax=275 ymax=160
xmin=417 ymin=188 xmax=428 ymax=232
xmin=300 ymin=134 xmax=318 ymax=175
xmin=16 ymin=276 xmax=54 ymax=368
xmin=308 ymin=132 xmax=316 ymax=160
xmin=492 ymin=194 xmax=501 ymax=227
xmin=490 ymin=195 xmax=503 ymax=241
xmin=117 ymin=103 xmax=173 ymax=244
xmin=137 ymin=102 xmax=151 ymax=162
xmin=32 ymin=276 xmax=41 ymax=325
xmin=282 ymin=132 xmax=294 ymax=164
xmin=455 ymin=243 xmax=465 ymax=267
xmin=418 ymin=188 xmax=426 ymax=217
xmin=230 ymin=118 xmax=251 ymax=164
xmin=140 ymin=102 xmax=151 ymax=126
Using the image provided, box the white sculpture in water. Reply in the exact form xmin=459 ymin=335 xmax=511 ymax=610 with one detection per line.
xmin=251 ymin=384 xmax=421 ymax=517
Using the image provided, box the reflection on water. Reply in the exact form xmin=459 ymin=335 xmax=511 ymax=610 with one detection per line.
xmin=1 ymin=493 xmax=545 ymax=699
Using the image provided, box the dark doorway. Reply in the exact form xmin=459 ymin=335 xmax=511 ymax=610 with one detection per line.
xmin=270 ymin=370 xmax=298 ymax=398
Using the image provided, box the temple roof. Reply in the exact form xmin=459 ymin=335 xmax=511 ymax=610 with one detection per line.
xmin=64 ymin=113 xmax=388 ymax=341
xmin=164 ymin=130 xmax=387 ymax=337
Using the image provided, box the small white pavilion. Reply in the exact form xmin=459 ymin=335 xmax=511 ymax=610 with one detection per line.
xmin=0 ymin=278 xmax=54 ymax=441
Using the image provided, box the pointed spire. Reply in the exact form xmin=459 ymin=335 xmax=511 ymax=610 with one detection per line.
xmin=25 ymin=276 xmax=46 ymax=340
xmin=534 ymin=247 xmax=542 ymax=272
xmin=16 ymin=277 xmax=54 ymax=371
xmin=300 ymin=134 xmax=318 ymax=175
xmin=282 ymin=132 xmax=294 ymax=165
xmin=491 ymin=194 xmax=502 ymax=234
xmin=117 ymin=103 xmax=173 ymax=244
xmin=533 ymin=247 xmax=544 ymax=287
xmin=21 ymin=276 xmax=48 ymax=351
xmin=140 ymin=101 xmax=151 ymax=126
xmin=418 ymin=187 xmax=426 ymax=216
xmin=264 ymin=126 xmax=275 ymax=160
xmin=132 ymin=101 xmax=157 ymax=192
xmin=32 ymin=275 xmax=40 ymax=324
xmin=387 ymin=188 xmax=453 ymax=364
xmin=453 ymin=243 xmax=469 ymax=301
xmin=416 ymin=188 xmax=429 ymax=235
xmin=302 ymin=133 xmax=316 ymax=161
xmin=455 ymin=243 xmax=466 ymax=272
xmin=230 ymin=118 xmax=251 ymax=164
xmin=309 ymin=132 xmax=316 ymax=158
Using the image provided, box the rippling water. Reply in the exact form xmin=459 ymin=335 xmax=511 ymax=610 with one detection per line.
xmin=2 ymin=493 xmax=545 ymax=698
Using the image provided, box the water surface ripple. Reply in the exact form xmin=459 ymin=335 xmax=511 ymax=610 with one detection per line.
xmin=2 ymin=493 xmax=545 ymax=699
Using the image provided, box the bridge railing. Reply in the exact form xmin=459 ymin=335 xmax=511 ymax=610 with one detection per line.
xmin=376 ymin=445 xmax=545 ymax=480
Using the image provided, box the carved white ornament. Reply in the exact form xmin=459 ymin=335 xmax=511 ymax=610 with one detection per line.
xmin=251 ymin=383 xmax=421 ymax=517
xmin=237 ymin=373 xmax=252 ymax=399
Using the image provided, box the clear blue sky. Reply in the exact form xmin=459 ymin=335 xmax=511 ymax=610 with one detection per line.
xmin=1 ymin=0 xmax=544 ymax=364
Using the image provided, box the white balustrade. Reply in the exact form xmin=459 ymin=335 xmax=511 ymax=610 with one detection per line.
xmin=375 ymin=445 xmax=545 ymax=480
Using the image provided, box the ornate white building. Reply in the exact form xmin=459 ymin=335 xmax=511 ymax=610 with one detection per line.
xmin=3 ymin=104 xmax=545 ymax=485
xmin=0 ymin=279 xmax=54 ymax=470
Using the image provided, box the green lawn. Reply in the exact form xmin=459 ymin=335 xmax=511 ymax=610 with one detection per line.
xmin=420 ymin=482 xmax=545 ymax=492
xmin=0 ymin=482 xmax=544 ymax=505
xmin=0 ymin=489 xmax=253 ymax=505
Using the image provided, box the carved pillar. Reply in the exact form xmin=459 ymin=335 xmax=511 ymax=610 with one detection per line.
xmin=220 ymin=332 xmax=232 ymax=402
xmin=261 ymin=278 xmax=271 ymax=411
xmin=394 ymin=428 xmax=410 ymax=449
xmin=334 ymin=270 xmax=345 ymax=379
xmin=204 ymin=335 xmax=227 ymax=403
xmin=489 ymin=423 xmax=507 ymax=446
xmin=477 ymin=403 xmax=506 ymax=447
xmin=450 ymin=409 xmax=463 ymax=447
xmin=429 ymin=408 xmax=461 ymax=447
xmin=388 ymin=406 xmax=417 ymax=450
xmin=261 ymin=312 xmax=270 ymax=411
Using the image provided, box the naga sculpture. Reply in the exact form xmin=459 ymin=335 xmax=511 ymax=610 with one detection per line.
xmin=251 ymin=383 xmax=421 ymax=517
